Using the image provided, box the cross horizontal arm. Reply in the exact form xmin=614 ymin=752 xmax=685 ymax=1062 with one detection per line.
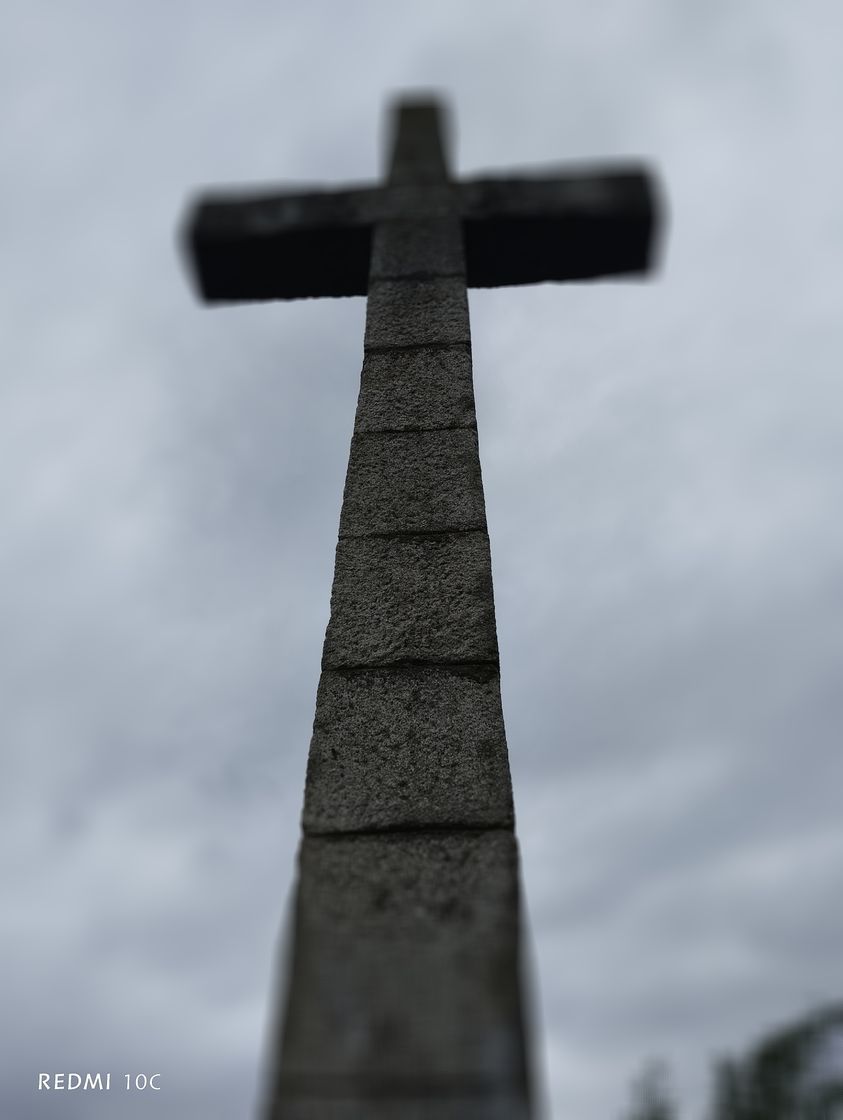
xmin=184 ymin=187 xmax=379 ymax=302
xmin=460 ymin=167 xmax=659 ymax=287
xmin=184 ymin=166 xmax=659 ymax=303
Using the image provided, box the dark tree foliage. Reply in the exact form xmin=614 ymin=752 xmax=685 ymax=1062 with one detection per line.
xmin=712 ymin=1002 xmax=843 ymax=1120
xmin=619 ymin=1002 xmax=843 ymax=1120
xmin=707 ymin=1057 xmax=744 ymax=1120
xmin=621 ymin=1058 xmax=678 ymax=1120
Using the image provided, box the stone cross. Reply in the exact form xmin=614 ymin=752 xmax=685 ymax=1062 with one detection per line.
xmin=182 ymin=95 xmax=659 ymax=1120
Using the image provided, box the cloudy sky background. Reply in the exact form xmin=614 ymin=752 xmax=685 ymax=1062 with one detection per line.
xmin=3 ymin=1 xmax=842 ymax=1117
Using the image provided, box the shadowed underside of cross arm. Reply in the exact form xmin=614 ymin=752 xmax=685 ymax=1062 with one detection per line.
xmin=184 ymin=167 xmax=659 ymax=302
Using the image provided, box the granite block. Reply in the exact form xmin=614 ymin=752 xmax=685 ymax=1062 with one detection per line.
xmin=354 ymin=347 xmax=476 ymax=433
xmin=322 ymin=532 xmax=499 ymax=668
xmin=339 ymin=429 xmax=486 ymax=537
xmin=364 ymin=279 xmax=470 ymax=349
xmin=273 ymin=831 xmax=528 ymax=1082
xmin=302 ymin=665 xmax=513 ymax=833
xmin=378 ymin=183 xmax=458 ymax=219
xmin=369 ymin=217 xmax=465 ymax=279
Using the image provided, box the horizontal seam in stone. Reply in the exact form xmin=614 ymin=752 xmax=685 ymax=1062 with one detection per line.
xmin=302 ymin=820 xmax=515 ymax=839
xmin=353 ymin=423 xmax=478 ymax=435
xmin=370 ymin=270 xmax=466 ymax=282
xmin=321 ymin=658 xmax=500 ymax=674
xmin=364 ymin=340 xmax=472 ymax=355
xmin=338 ymin=526 xmax=488 ymax=539
xmin=369 ymin=274 xmax=466 ymax=287
xmin=364 ymin=340 xmax=471 ymax=356
xmin=338 ymin=525 xmax=487 ymax=540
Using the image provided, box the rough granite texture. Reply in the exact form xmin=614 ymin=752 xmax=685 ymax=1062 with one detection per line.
xmin=377 ymin=183 xmax=458 ymax=219
xmin=302 ymin=665 xmax=513 ymax=833
xmin=354 ymin=347 xmax=477 ymax=433
xmin=364 ymin=278 xmax=470 ymax=349
xmin=322 ymin=532 xmax=499 ymax=668
xmin=291 ymin=825 xmax=518 ymax=930
xmin=338 ymin=429 xmax=486 ymax=537
xmin=369 ymin=216 xmax=465 ymax=279
xmin=274 ymin=831 xmax=527 ymax=1080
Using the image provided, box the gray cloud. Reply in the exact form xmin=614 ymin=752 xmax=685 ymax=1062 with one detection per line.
xmin=2 ymin=2 xmax=842 ymax=1118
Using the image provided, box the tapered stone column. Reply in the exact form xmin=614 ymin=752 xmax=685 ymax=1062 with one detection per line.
xmin=267 ymin=103 xmax=532 ymax=1120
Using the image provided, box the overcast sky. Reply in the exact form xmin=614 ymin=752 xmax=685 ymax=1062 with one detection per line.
xmin=3 ymin=1 xmax=842 ymax=1118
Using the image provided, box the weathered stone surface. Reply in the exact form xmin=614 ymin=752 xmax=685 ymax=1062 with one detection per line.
xmin=268 ymin=1089 xmax=530 ymax=1120
xmin=378 ymin=183 xmax=458 ymax=220
xmin=339 ymin=429 xmax=486 ymax=537
xmin=302 ymin=665 xmax=513 ymax=833
xmin=273 ymin=831 xmax=528 ymax=1083
xmin=386 ymin=102 xmax=451 ymax=187
xmin=364 ymin=279 xmax=470 ymax=349
xmin=458 ymin=169 xmax=653 ymax=221
xmin=292 ymin=827 xmax=519 ymax=931
xmin=370 ymin=216 xmax=465 ymax=279
xmin=322 ymin=532 xmax=499 ymax=668
xmin=354 ymin=347 xmax=476 ymax=433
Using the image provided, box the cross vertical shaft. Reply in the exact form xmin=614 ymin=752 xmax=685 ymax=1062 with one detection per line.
xmin=266 ymin=102 xmax=534 ymax=1119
